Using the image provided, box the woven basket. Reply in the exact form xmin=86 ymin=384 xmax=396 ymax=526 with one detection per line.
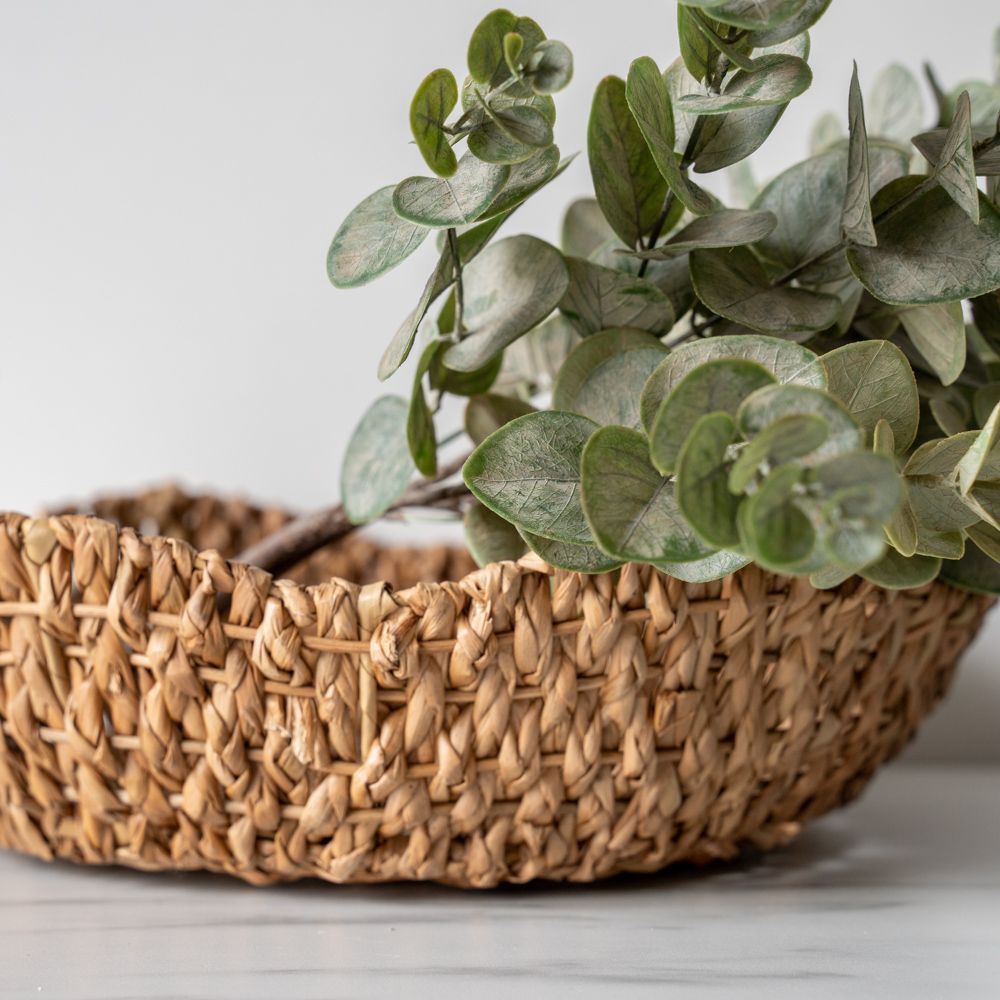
xmin=0 ymin=486 xmax=992 ymax=887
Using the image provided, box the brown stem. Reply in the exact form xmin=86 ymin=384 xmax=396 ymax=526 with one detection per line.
xmin=237 ymin=452 xmax=470 ymax=576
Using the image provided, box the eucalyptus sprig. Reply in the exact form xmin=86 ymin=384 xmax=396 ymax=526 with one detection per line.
xmin=311 ymin=4 xmax=1000 ymax=597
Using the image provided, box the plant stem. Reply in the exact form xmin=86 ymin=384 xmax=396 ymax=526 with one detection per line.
xmin=447 ymin=227 xmax=465 ymax=335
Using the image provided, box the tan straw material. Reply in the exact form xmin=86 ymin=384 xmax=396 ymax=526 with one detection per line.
xmin=0 ymin=486 xmax=992 ymax=887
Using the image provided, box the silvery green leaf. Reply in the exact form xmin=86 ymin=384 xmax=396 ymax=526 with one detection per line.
xmin=676 ymin=55 xmax=812 ymax=115
xmin=679 ymin=0 xmax=809 ymax=30
xmin=690 ymin=246 xmax=841 ymax=335
xmin=677 ymin=4 xmax=720 ymax=82
xmin=655 ymin=549 xmax=750 ymax=582
xmin=727 ymin=161 xmax=760 ymax=208
xmin=811 ymin=450 xmax=901 ymax=520
xmin=860 ymin=550 xmax=942 ymax=589
xmin=867 ymin=63 xmax=925 ymax=144
xmin=974 ymin=384 xmax=1000 ymax=426
xmin=809 ymin=563 xmax=854 ymax=589
xmin=561 ymin=198 xmax=618 ymax=258
xmin=945 ymin=80 xmax=1000 ymax=131
xmin=410 ymin=68 xmax=459 ymax=177
xmin=968 ymin=521 xmax=1000 ymax=561
xmin=464 ymin=392 xmax=535 ymax=445
xmin=842 ymin=63 xmax=877 ymax=247
xmin=930 ymin=390 xmax=972 ymax=437
xmin=553 ymin=328 xmax=667 ymax=428
xmin=640 ymin=333 xmax=824 ymax=432
xmin=519 ymin=529 xmax=623 ymax=573
xmin=752 ymin=143 xmax=909 ymax=282
xmin=809 ymin=112 xmax=844 ymax=155
xmin=461 ymin=75 xmax=556 ymax=126
xmin=588 ymin=74 xmax=667 ymax=247
xmin=847 ymin=185 xmax=1000 ymax=305
xmin=503 ymin=31 xmax=524 ymax=76
xmin=341 ymin=396 xmax=414 ymax=524
xmin=581 ymin=426 xmax=714 ymax=563
xmin=747 ymin=0 xmax=830 ymax=45
xmin=817 ymin=340 xmax=919 ymax=451
xmin=327 ymin=187 xmax=429 ymax=289
xmin=930 ymin=91 xmax=980 ymax=224
xmin=393 ymin=154 xmax=510 ymax=227
xmin=967 ymin=482 xmax=1000 ymax=531
xmin=737 ymin=464 xmax=818 ymax=572
xmin=429 ymin=345 xmax=501 ymax=397
xmin=939 ymin=544 xmax=1000 ymax=595
xmin=444 ymin=235 xmax=569 ymax=371
xmin=630 ymin=209 xmax=777 ymax=258
xmin=650 ymin=359 xmax=777 ymax=474
xmin=467 ymin=106 xmax=553 ymax=165
xmin=737 ymin=384 xmax=863 ymax=463
xmin=676 ymin=411 xmax=741 ymax=548
xmin=407 ymin=343 xmax=438 ymax=476
xmin=525 ymin=39 xmax=573 ymax=94
xmin=467 ymin=9 xmax=519 ymax=85
xmin=912 ymin=128 xmax=1000 ymax=176
xmin=480 ymin=147 xmax=567 ymax=220
xmin=498 ymin=314 xmax=580 ymax=389
xmin=897 ymin=300 xmax=967 ymax=386
xmin=625 ymin=56 xmax=715 ymax=214
xmin=463 ymin=410 xmax=596 ymax=543
xmin=465 ymin=501 xmax=527 ymax=566
xmin=559 ymin=257 xmax=675 ymax=335
xmin=955 ymin=401 xmax=1000 ymax=494
xmin=728 ymin=412 xmax=830 ymax=492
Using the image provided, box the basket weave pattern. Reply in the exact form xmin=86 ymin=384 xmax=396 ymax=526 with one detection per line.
xmin=0 ymin=488 xmax=991 ymax=887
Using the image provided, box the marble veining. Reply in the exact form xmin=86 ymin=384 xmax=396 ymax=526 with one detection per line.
xmin=0 ymin=764 xmax=996 ymax=999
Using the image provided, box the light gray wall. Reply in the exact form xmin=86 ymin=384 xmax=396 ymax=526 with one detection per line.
xmin=0 ymin=0 xmax=996 ymax=761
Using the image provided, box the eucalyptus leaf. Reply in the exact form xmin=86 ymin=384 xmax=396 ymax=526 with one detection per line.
xmin=553 ymin=328 xmax=668 ymax=427
xmin=842 ymin=63 xmax=877 ymax=247
xmin=675 ymin=55 xmax=812 ymax=115
xmin=465 ymin=501 xmax=527 ymax=566
xmin=463 ymin=410 xmax=596 ymax=543
xmin=559 ymin=257 xmax=675 ymax=335
xmin=677 ymin=4 xmax=721 ymax=82
xmin=747 ymin=0 xmax=830 ymax=45
xmin=394 ymin=153 xmax=510 ymax=227
xmin=728 ymin=412 xmax=830 ymax=492
xmin=860 ymin=550 xmax=942 ymax=589
xmin=650 ymin=358 xmax=777 ymax=473
xmin=519 ymin=529 xmax=623 ymax=573
xmin=939 ymin=543 xmax=1000 ymax=595
xmin=974 ymin=384 xmax=1000 ymax=426
xmin=654 ymin=549 xmax=751 ymax=582
xmin=809 ymin=112 xmax=843 ymax=155
xmin=525 ymin=39 xmax=573 ymax=94
xmin=629 ymin=209 xmax=777 ymax=258
xmin=690 ymin=245 xmax=841 ymax=335
xmin=867 ymin=63 xmax=925 ymax=144
xmin=408 ymin=343 xmax=438 ymax=476
xmin=679 ymin=0 xmax=809 ymax=30
xmin=498 ymin=314 xmax=580 ymax=389
xmin=912 ymin=128 xmax=1000 ymax=176
xmin=897 ymin=300 xmax=967 ymax=386
xmin=955 ymin=401 xmax=1000 ymax=494
xmin=640 ymin=333 xmax=825 ymax=432
xmin=468 ymin=9 xmax=519 ymax=85
xmin=588 ymin=74 xmax=667 ymax=247
xmin=581 ymin=426 xmax=714 ymax=562
xmin=327 ymin=187 xmax=429 ymax=289
xmin=410 ymin=68 xmax=459 ymax=177
xmin=931 ymin=90 xmax=980 ymax=223
xmin=429 ymin=348 xmax=501 ymax=397
xmin=444 ymin=235 xmax=569 ymax=371
xmin=480 ymin=146 xmax=564 ymax=219
xmin=464 ymin=392 xmax=536 ymax=445
xmin=341 ymin=396 xmax=414 ymax=524
xmin=968 ymin=521 xmax=1000 ymax=561
xmin=561 ymin=197 xmax=618 ymax=258
xmin=738 ymin=464 xmax=817 ymax=572
xmin=625 ymin=56 xmax=715 ymax=214
xmin=461 ymin=74 xmax=557 ymax=125
xmin=467 ymin=106 xmax=553 ymax=165
xmin=676 ymin=411 xmax=741 ymax=547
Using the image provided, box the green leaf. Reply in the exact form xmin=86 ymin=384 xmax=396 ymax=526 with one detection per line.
xmin=930 ymin=90 xmax=980 ymax=224
xmin=559 ymin=257 xmax=675 ymax=335
xmin=752 ymin=143 xmax=910 ymax=282
xmin=498 ymin=314 xmax=580 ymax=389
xmin=463 ymin=410 xmax=596 ymax=543
xmin=588 ymin=75 xmax=667 ymax=248
xmin=968 ymin=521 xmax=1000 ymax=561
xmin=677 ymin=4 xmax=720 ymax=82
xmin=955 ymin=402 xmax=1000 ymax=494
xmin=503 ymin=32 xmax=524 ymax=77
xmin=847 ymin=184 xmax=1000 ymax=305
xmin=939 ymin=544 xmax=1000 ymax=595
xmin=561 ymin=198 xmax=618 ymax=258
xmin=327 ymin=187 xmax=429 ymax=289
xmin=461 ymin=74 xmax=557 ymax=126
xmin=465 ymin=501 xmax=527 ymax=566
xmin=650 ymin=358 xmax=777 ymax=474
xmin=640 ymin=333 xmax=825 ymax=433
xmin=842 ymin=62 xmax=877 ymax=247
xmin=690 ymin=246 xmax=841 ymax=335
xmin=655 ymin=549 xmax=751 ymax=582
xmin=443 ymin=235 xmax=569 ymax=372
xmin=625 ymin=56 xmax=714 ymax=214
xmin=738 ymin=465 xmax=817 ymax=571
xmin=912 ymin=128 xmax=1000 ymax=177
xmin=664 ymin=57 xmax=705 ymax=154
xmin=407 ymin=343 xmax=438 ymax=477
xmin=974 ymin=384 xmax=1000 ymax=427
xmin=897 ymin=300 xmax=967 ymax=386
xmin=860 ymin=550 xmax=942 ymax=589
xmin=818 ymin=340 xmax=919 ymax=451
xmin=629 ymin=209 xmax=777 ymax=258
xmin=410 ymin=69 xmax=459 ymax=177
xmin=519 ymin=529 xmax=623 ymax=573
xmin=809 ymin=563 xmax=854 ymax=589
xmin=468 ymin=9 xmax=518 ymax=84
xmin=675 ymin=55 xmax=812 ymax=115
xmin=464 ymin=392 xmax=535 ymax=445
xmin=393 ymin=154 xmax=510 ymax=227
xmin=737 ymin=384 xmax=863 ymax=463
xmin=553 ymin=328 xmax=668 ymax=427
xmin=525 ymin=39 xmax=573 ymax=94
xmin=581 ymin=426 xmax=714 ymax=563
xmin=681 ymin=0 xmax=809 ymax=30
xmin=480 ymin=146 xmax=564 ymax=219
xmin=468 ymin=105 xmax=554 ymax=165
xmin=747 ymin=0 xmax=831 ymax=45
xmin=676 ymin=411 xmax=741 ymax=547
xmin=341 ymin=396 xmax=413 ymax=524
xmin=728 ymin=413 xmax=830 ymax=492
xmin=429 ymin=348 xmax=501 ymax=397
xmin=866 ymin=63 xmax=925 ymax=144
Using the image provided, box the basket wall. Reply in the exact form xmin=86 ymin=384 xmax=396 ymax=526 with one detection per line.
xmin=0 ymin=488 xmax=992 ymax=887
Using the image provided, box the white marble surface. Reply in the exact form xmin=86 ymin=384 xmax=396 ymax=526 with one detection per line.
xmin=0 ymin=765 xmax=997 ymax=999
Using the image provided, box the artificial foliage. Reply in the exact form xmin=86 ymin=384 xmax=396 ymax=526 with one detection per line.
xmin=328 ymin=2 xmax=1000 ymax=595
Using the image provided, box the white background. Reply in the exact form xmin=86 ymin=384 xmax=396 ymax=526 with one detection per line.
xmin=0 ymin=0 xmax=996 ymax=761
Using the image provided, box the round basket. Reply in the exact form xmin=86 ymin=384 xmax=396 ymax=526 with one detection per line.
xmin=0 ymin=486 xmax=992 ymax=887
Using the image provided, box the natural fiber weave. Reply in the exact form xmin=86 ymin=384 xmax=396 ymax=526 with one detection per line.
xmin=0 ymin=486 xmax=992 ymax=887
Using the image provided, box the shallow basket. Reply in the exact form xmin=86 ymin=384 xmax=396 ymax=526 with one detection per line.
xmin=0 ymin=486 xmax=992 ymax=888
